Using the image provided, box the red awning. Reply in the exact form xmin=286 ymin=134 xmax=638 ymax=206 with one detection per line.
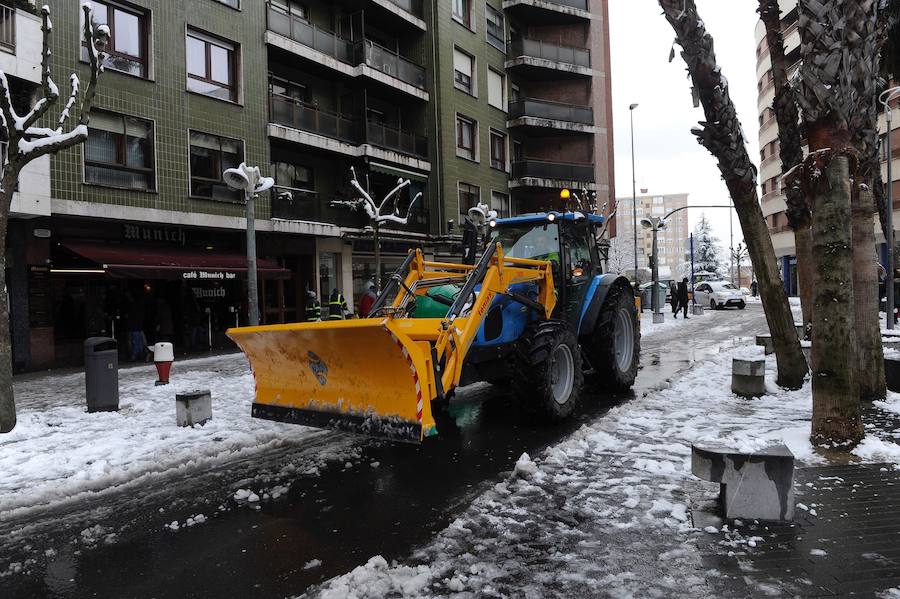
xmin=60 ymin=241 xmax=292 ymax=280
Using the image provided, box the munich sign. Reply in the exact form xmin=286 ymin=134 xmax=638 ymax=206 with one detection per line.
xmin=182 ymin=271 xmax=237 ymax=280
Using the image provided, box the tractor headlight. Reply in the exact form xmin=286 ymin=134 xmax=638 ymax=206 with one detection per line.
xmin=488 ymin=219 xmax=497 ymax=228
xmin=547 ymin=213 xmax=556 ymax=222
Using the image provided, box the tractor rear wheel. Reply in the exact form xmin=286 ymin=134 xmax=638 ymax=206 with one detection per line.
xmin=586 ymin=283 xmax=640 ymax=391
xmin=511 ymin=321 xmax=583 ymax=422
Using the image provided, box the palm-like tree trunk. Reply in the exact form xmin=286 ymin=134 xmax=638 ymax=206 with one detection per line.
xmin=659 ymin=0 xmax=807 ymax=389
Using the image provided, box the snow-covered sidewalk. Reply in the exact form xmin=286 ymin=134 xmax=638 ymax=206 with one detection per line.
xmin=300 ymin=340 xmax=900 ymax=598
xmin=0 ymin=353 xmax=321 ymax=520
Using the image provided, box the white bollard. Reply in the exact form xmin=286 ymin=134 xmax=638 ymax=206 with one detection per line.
xmin=176 ymin=390 xmax=212 ymax=427
xmin=755 ymin=334 xmax=775 ymax=355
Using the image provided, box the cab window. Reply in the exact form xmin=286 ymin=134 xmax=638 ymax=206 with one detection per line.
xmin=493 ymin=223 xmax=560 ymax=261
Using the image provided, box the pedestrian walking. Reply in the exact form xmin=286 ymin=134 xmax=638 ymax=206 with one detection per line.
xmin=358 ymin=281 xmax=377 ymax=318
xmin=304 ymin=289 xmax=321 ymax=322
xmin=670 ymin=284 xmax=681 ymax=317
xmin=750 ymin=279 xmax=758 ymax=297
xmin=677 ymin=277 xmax=690 ymax=319
xmin=125 ymin=291 xmax=147 ymax=361
xmin=327 ymin=288 xmax=348 ymax=320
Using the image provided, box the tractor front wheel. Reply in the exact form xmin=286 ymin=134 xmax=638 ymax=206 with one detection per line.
xmin=511 ymin=321 xmax=583 ymax=422
xmin=586 ymin=283 xmax=640 ymax=392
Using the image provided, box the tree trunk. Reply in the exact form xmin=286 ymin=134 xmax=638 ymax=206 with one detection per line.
xmin=853 ymin=181 xmax=887 ymax=401
xmin=0 ymin=181 xmax=15 ymax=433
xmin=659 ymin=0 xmax=808 ymax=389
xmin=810 ymin=155 xmax=864 ymax=445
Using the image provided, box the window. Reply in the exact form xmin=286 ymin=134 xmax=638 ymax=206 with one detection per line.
xmin=456 ymin=114 xmax=476 ymax=161
xmin=491 ymin=191 xmax=510 ymax=218
xmin=81 ymin=1 xmax=148 ymax=78
xmin=272 ymin=162 xmax=313 ymax=191
xmin=215 ymin=0 xmax=240 ymax=7
xmin=452 ymin=0 xmax=471 ymax=28
xmin=490 ymin=129 xmax=506 ymax=171
xmin=84 ymin=110 xmax=155 ymax=190
xmin=270 ymin=0 xmax=308 ymax=19
xmin=458 ymin=182 xmax=480 ymax=216
xmin=488 ymin=68 xmax=505 ymax=110
xmin=653 ymin=196 xmax=664 ymax=204
xmin=189 ymin=131 xmax=244 ymax=201
xmin=454 ymin=48 xmax=474 ymax=95
xmin=186 ymin=29 xmax=238 ymax=102
xmin=486 ymin=5 xmax=505 ymax=51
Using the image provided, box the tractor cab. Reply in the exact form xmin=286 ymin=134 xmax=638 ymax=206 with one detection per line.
xmin=489 ymin=211 xmax=606 ymax=324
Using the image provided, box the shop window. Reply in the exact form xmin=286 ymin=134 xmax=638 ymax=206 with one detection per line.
xmin=454 ymin=48 xmax=475 ymax=96
xmin=84 ymin=110 xmax=155 ymax=190
xmin=82 ymin=0 xmax=149 ymax=78
xmin=189 ymin=130 xmax=244 ymax=201
xmin=489 ymin=129 xmax=506 ymax=171
xmin=186 ymin=28 xmax=239 ymax=102
xmin=458 ymin=182 xmax=480 ymax=217
xmin=456 ymin=114 xmax=476 ymax=161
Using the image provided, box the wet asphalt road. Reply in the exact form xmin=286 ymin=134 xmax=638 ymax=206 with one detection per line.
xmin=2 ymin=306 xmax=768 ymax=599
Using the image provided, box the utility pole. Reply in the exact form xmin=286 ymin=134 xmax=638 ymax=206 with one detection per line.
xmin=629 ymin=103 xmax=639 ymax=290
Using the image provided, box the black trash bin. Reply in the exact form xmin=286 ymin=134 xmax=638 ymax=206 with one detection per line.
xmin=84 ymin=337 xmax=119 ymax=412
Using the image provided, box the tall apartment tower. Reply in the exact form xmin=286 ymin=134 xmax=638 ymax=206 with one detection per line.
xmin=755 ymin=0 xmax=899 ymax=294
xmin=615 ymin=193 xmax=689 ymax=276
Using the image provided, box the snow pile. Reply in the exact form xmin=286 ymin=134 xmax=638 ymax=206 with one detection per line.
xmin=303 ymin=342 xmax=834 ymax=598
xmin=853 ymin=435 xmax=900 ymax=463
xmin=1 ymin=354 xmax=322 ymax=519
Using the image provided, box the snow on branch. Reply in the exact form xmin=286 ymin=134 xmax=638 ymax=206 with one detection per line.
xmin=343 ymin=167 xmax=421 ymax=227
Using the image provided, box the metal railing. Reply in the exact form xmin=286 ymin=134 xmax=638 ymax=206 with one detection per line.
xmin=508 ymin=98 xmax=593 ymax=125
xmin=365 ymin=120 xmax=428 ymax=158
xmin=0 ymin=5 xmax=15 ymax=53
xmin=358 ymin=39 xmax=426 ymax=90
xmin=382 ymin=0 xmax=423 ymax=18
xmin=266 ymin=5 xmax=352 ymax=63
xmin=543 ymin=0 xmax=588 ymax=10
xmin=271 ymin=186 xmax=368 ymax=228
xmin=511 ymin=159 xmax=594 ymax=182
xmin=269 ymin=94 xmax=359 ymax=143
xmin=508 ymin=38 xmax=590 ymax=68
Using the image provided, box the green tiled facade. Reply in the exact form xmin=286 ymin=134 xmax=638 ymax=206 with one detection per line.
xmin=47 ymin=0 xmax=271 ymax=220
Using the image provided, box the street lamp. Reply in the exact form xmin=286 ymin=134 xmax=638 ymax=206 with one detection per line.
xmin=629 ymin=103 xmax=639 ymax=293
xmin=879 ymin=86 xmax=900 ymax=329
xmin=224 ymin=162 xmax=275 ymax=327
xmin=640 ymin=215 xmax=665 ymax=322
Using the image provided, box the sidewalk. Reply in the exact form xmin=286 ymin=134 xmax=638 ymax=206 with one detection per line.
xmin=299 ymin=319 xmax=900 ymax=599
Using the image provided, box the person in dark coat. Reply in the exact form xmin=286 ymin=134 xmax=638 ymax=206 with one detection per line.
xmin=677 ymin=277 xmax=690 ymax=319
xmin=670 ymin=282 xmax=681 ymax=317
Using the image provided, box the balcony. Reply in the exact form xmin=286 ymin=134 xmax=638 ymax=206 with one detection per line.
xmin=510 ymin=159 xmax=594 ymax=188
xmin=502 ymin=0 xmax=590 ymax=23
xmin=371 ymin=0 xmax=426 ymax=30
xmin=506 ymin=38 xmax=591 ymax=77
xmin=269 ymin=94 xmax=359 ymax=144
xmin=266 ymin=4 xmax=427 ymax=99
xmin=507 ymin=98 xmax=595 ymax=133
xmin=365 ymin=120 xmax=428 ymax=159
xmin=0 ymin=4 xmax=14 ymax=53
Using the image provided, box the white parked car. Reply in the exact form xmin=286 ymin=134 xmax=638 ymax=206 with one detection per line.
xmin=739 ymin=286 xmax=751 ymax=296
xmin=694 ymin=281 xmax=746 ymax=310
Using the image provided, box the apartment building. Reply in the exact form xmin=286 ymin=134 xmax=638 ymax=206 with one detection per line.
xmin=3 ymin=0 xmax=613 ymax=370
xmin=755 ymin=0 xmax=899 ymax=295
xmin=614 ymin=192 xmax=689 ymax=276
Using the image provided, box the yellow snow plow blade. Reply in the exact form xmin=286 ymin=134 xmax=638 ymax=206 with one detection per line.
xmin=227 ymin=318 xmax=438 ymax=443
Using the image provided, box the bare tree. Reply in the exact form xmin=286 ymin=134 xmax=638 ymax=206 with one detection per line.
xmin=659 ymin=0 xmax=808 ymax=389
xmin=0 ymin=5 xmax=108 ymax=433
xmin=758 ymin=0 xmax=814 ymax=332
xmin=606 ymin=234 xmax=635 ymax=275
xmin=794 ymin=0 xmax=868 ymax=444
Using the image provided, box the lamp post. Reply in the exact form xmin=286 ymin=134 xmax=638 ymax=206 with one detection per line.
xmin=640 ymin=215 xmax=665 ymax=321
xmin=223 ymin=163 xmax=274 ymax=327
xmin=879 ymin=86 xmax=900 ymax=330
xmin=629 ymin=103 xmax=639 ymax=292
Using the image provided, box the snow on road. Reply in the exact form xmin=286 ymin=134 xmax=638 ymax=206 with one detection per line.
xmin=0 ymin=354 xmax=319 ymax=520
xmin=301 ymin=334 xmax=900 ymax=598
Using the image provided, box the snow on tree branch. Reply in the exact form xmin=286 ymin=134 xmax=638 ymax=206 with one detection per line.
xmin=345 ymin=167 xmax=421 ymax=226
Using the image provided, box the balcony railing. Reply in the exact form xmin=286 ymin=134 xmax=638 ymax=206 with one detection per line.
xmin=0 ymin=5 xmax=15 ymax=53
xmin=271 ymin=186 xmax=368 ymax=228
xmin=508 ymin=38 xmax=590 ymax=68
xmin=382 ymin=0 xmax=423 ymax=18
xmin=267 ymin=6 xmax=353 ymax=63
xmin=543 ymin=0 xmax=588 ymax=10
xmin=358 ymin=39 xmax=426 ymax=90
xmin=508 ymin=98 xmax=593 ymax=125
xmin=511 ymin=159 xmax=594 ymax=182
xmin=269 ymin=94 xmax=360 ymax=143
xmin=365 ymin=120 xmax=428 ymax=158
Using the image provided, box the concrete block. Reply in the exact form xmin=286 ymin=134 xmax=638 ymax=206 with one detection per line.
xmin=732 ymin=358 xmax=766 ymax=397
xmin=885 ymin=357 xmax=900 ymax=393
xmin=652 ymin=312 xmax=665 ymax=324
xmin=176 ymin=390 xmax=212 ymax=427
xmin=692 ymin=444 xmax=795 ymax=521
xmin=755 ymin=334 xmax=774 ymax=355
xmin=692 ymin=304 xmax=704 ymax=316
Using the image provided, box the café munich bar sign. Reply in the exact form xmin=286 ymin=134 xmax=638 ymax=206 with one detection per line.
xmin=182 ymin=271 xmax=238 ymax=280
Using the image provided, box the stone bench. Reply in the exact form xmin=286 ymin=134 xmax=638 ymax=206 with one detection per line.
xmin=692 ymin=444 xmax=795 ymax=521
xmin=176 ymin=390 xmax=212 ymax=427
xmin=755 ymin=334 xmax=774 ymax=355
xmin=732 ymin=358 xmax=766 ymax=397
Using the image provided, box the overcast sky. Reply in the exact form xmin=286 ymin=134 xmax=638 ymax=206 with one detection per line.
xmin=609 ymin=0 xmax=763 ymax=249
